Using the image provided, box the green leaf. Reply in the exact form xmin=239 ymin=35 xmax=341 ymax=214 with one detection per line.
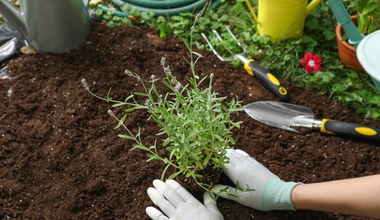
xmin=167 ymin=170 xmax=183 ymax=180
xmin=214 ymin=134 xmax=225 ymax=142
xmin=118 ymin=134 xmax=135 ymax=140
xmin=114 ymin=114 xmax=127 ymax=129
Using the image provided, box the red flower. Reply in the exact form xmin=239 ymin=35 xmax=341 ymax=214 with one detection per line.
xmin=300 ymin=52 xmax=322 ymax=73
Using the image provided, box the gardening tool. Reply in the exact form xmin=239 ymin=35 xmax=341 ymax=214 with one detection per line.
xmin=327 ymin=0 xmax=364 ymax=48
xmin=246 ymin=0 xmax=321 ymax=41
xmin=357 ymin=30 xmax=380 ymax=92
xmin=0 ymin=0 xmax=90 ymax=53
xmin=243 ymin=101 xmax=380 ymax=142
xmin=328 ymin=0 xmax=380 ymax=92
xmin=201 ymin=27 xmax=290 ymax=102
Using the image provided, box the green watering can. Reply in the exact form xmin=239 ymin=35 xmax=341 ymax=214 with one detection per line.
xmin=0 ymin=0 xmax=90 ymax=53
xmin=328 ymin=0 xmax=380 ymax=92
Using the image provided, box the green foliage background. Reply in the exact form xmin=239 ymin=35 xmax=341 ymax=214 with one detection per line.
xmin=93 ymin=0 xmax=380 ymax=120
xmin=2 ymin=0 xmax=379 ymax=120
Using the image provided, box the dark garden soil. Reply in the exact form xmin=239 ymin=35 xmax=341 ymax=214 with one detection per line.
xmin=1 ymin=21 xmax=379 ymax=220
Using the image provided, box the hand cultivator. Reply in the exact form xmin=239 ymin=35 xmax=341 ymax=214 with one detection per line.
xmin=201 ymin=26 xmax=290 ymax=102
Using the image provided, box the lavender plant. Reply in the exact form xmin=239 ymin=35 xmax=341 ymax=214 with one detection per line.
xmin=83 ymin=54 xmax=242 ymax=189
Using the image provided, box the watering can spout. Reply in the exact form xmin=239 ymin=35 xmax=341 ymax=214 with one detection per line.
xmin=306 ymin=0 xmax=321 ymax=16
xmin=0 ymin=0 xmax=28 ymax=38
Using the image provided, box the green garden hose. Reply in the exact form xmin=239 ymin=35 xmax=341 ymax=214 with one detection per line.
xmin=97 ymin=4 xmax=130 ymax=18
xmin=96 ymin=0 xmax=220 ymax=18
xmin=120 ymin=0 xmax=201 ymax=9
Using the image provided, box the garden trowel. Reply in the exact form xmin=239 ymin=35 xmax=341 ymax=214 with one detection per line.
xmin=243 ymin=101 xmax=380 ymax=142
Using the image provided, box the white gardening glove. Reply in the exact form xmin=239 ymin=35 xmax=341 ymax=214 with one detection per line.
xmin=146 ymin=179 xmax=223 ymax=220
xmin=212 ymin=149 xmax=302 ymax=211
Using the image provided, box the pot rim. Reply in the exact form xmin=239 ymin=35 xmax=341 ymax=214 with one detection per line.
xmin=335 ymin=15 xmax=357 ymax=53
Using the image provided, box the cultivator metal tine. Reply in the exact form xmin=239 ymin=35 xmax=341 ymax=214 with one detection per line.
xmin=211 ymin=29 xmax=224 ymax=42
xmin=201 ymin=32 xmax=231 ymax=61
xmin=201 ymin=26 xmax=248 ymax=62
xmin=225 ymin=26 xmax=247 ymax=54
xmin=202 ymin=26 xmax=290 ymax=102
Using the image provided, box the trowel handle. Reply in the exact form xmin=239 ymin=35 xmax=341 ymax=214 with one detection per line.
xmin=244 ymin=59 xmax=290 ymax=102
xmin=320 ymin=119 xmax=380 ymax=142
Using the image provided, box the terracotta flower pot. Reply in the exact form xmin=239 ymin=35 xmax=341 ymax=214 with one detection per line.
xmin=335 ymin=16 xmax=365 ymax=72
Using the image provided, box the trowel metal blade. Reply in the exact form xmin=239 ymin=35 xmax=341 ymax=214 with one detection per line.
xmin=243 ymin=101 xmax=315 ymax=133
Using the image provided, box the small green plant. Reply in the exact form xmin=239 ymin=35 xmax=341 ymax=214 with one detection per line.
xmin=346 ymin=0 xmax=380 ymax=35
xmin=83 ymin=50 xmax=242 ymax=191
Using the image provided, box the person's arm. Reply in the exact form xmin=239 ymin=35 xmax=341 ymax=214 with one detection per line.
xmin=145 ymin=149 xmax=380 ymax=219
xmin=292 ymin=175 xmax=380 ymax=218
xmin=213 ymin=149 xmax=380 ymax=219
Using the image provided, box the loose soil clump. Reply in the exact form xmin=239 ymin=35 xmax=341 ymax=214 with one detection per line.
xmin=1 ymin=21 xmax=379 ymax=219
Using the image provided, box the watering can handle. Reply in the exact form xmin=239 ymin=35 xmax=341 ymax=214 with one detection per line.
xmin=245 ymin=0 xmax=258 ymax=22
xmin=306 ymin=0 xmax=321 ymax=16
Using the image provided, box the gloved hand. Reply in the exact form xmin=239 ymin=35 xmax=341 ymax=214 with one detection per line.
xmin=146 ymin=179 xmax=223 ymax=220
xmin=212 ymin=149 xmax=302 ymax=211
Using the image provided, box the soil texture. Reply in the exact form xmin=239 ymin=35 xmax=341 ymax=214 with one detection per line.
xmin=1 ymin=21 xmax=379 ymax=219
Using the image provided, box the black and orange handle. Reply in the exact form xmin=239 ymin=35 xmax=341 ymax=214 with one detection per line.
xmin=320 ymin=119 xmax=380 ymax=142
xmin=243 ymin=59 xmax=289 ymax=102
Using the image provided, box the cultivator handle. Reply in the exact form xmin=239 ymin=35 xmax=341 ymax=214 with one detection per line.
xmin=243 ymin=59 xmax=290 ymax=102
xmin=321 ymin=119 xmax=380 ymax=143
